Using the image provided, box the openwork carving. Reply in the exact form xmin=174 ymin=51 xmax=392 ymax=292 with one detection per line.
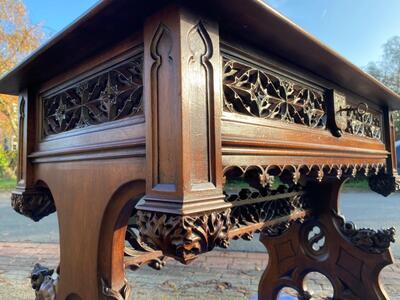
xmin=43 ymin=55 xmax=143 ymax=136
xmin=338 ymin=214 xmax=396 ymax=254
xmin=223 ymin=163 xmax=385 ymax=188
xmin=226 ymin=185 xmax=310 ymax=240
xmin=124 ymin=225 xmax=167 ymax=271
xmin=137 ymin=209 xmax=231 ymax=264
xmin=339 ymin=102 xmax=382 ymax=140
xmin=223 ymin=59 xmax=326 ymax=128
xmin=31 ymin=263 xmax=59 ymax=300
xmin=101 ymin=278 xmax=132 ymax=300
xmin=11 ymin=188 xmax=55 ymax=222
xmin=259 ymin=210 xmax=395 ymax=299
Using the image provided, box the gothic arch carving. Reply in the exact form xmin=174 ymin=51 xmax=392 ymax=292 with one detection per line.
xmin=97 ymin=180 xmax=145 ymax=299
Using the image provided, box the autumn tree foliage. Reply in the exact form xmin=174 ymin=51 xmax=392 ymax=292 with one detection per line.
xmin=0 ymin=0 xmax=42 ymax=137
xmin=0 ymin=0 xmax=42 ymax=176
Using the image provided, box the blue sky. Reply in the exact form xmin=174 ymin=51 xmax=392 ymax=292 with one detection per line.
xmin=24 ymin=0 xmax=400 ymax=68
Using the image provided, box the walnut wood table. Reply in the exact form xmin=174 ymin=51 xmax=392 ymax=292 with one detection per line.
xmin=0 ymin=1 xmax=398 ymax=299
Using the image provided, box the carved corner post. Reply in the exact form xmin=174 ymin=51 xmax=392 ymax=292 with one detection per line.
xmin=137 ymin=5 xmax=230 ymax=263
xmin=12 ymin=89 xmax=55 ymax=222
xmin=259 ymin=180 xmax=395 ymax=300
xmin=369 ymin=108 xmax=400 ymax=196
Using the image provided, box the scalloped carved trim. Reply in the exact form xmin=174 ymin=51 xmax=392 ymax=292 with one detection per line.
xmin=11 ymin=188 xmax=55 ymax=222
xmin=223 ymin=163 xmax=385 ymax=187
xmin=137 ymin=209 xmax=231 ymax=264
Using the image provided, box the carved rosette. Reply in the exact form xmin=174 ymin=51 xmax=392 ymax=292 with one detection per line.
xmin=11 ymin=188 xmax=55 ymax=222
xmin=137 ymin=209 xmax=231 ymax=263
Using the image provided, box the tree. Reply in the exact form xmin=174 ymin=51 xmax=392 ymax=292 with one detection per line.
xmin=0 ymin=0 xmax=42 ymax=136
xmin=365 ymin=36 xmax=400 ymax=139
xmin=0 ymin=0 xmax=42 ymax=176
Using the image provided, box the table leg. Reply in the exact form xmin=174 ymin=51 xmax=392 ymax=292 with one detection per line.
xmin=258 ymin=180 xmax=395 ymax=300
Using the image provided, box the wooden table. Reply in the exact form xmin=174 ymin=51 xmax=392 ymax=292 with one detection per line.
xmin=0 ymin=1 xmax=398 ymax=299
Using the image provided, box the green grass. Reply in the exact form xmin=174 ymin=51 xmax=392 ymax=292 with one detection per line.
xmin=342 ymin=178 xmax=369 ymax=192
xmin=0 ymin=178 xmax=17 ymax=190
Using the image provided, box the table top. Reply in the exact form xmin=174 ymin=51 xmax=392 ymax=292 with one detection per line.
xmin=0 ymin=0 xmax=399 ymax=110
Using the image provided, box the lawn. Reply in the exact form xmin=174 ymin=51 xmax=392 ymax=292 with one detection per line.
xmin=0 ymin=178 xmax=17 ymax=191
xmin=342 ymin=178 xmax=369 ymax=191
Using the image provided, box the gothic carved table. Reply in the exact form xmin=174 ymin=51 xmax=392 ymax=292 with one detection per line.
xmin=0 ymin=1 xmax=398 ymax=299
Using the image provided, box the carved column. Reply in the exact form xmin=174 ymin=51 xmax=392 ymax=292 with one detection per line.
xmin=369 ymin=108 xmax=400 ymax=196
xmin=258 ymin=180 xmax=395 ymax=300
xmin=12 ymin=89 xmax=55 ymax=221
xmin=137 ymin=5 xmax=229 ymax=262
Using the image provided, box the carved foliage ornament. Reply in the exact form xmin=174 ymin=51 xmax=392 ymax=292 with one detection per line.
xmin=337 ymin=213 xmax=396 ymax=254
xmin=137 ymin=209 xmax=231 ymax=264
xmin=124 ymin=225 xmax=167 ymax=271
xmin=43 ymin=55 xmax=143 ymax=136
xmin=223 ymin=59 xmax=326 ymax=128
xmin=11 ymin=188 xmax=56 ymax=222
xmin=368 ymin=172 xmax=400 ymax=197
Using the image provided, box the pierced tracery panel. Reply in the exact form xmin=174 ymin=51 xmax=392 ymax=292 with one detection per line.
xmin=223 ymin=59 xmax=326 ymax=128
xmin=43 ymin=54 xmax=143 ymax=136
xmin=343 ymin=104 xmax=382 ymax=140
